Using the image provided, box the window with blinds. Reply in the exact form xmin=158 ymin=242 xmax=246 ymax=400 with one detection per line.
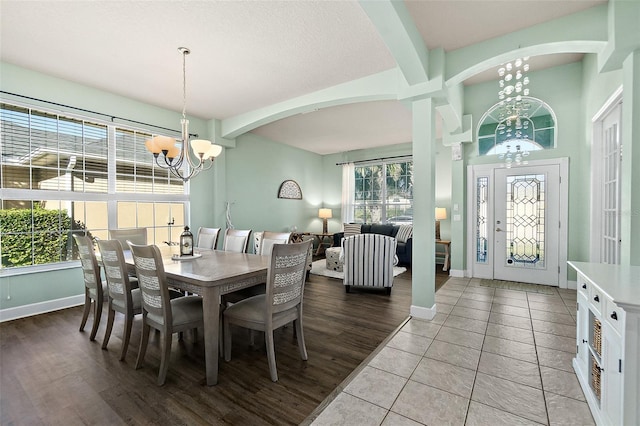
xmin=0 ymin=102 xmax=189 ymax=270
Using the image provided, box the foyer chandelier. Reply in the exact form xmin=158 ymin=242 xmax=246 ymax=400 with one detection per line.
xmin=496 ymin=57 xmax=532 ymax=168
xmin=145 ymin=47 xmax=222 ymax=182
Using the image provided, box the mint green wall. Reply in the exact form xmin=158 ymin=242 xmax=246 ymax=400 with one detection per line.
xmin=223 ymin=132 xmax=324 ymax=247
xmin=0 ymin=268 xmax=84 ymax=309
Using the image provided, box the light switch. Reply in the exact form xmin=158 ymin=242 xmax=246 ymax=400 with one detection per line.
xmin=453 ymin=214 xmax=462 ymax=222
xmin=453 ymin=204 xmax=459 ymax=212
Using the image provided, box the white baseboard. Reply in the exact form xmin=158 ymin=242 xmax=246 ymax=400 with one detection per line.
xmin=0 ymin=294 xmax=84 ymax=323
xmin=567 ymin=279 xmax=577 ymax=290
xmin=410 ymin=304 xmax=436 ymax=320
xmin=448 ymin=269 xmax=465 ymax=278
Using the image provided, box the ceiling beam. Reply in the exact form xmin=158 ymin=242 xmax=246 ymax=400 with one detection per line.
xmin=358 ymin=0 xmax=429 ymax=85
xmin=221 ymin=69 xmax=401 ymax=139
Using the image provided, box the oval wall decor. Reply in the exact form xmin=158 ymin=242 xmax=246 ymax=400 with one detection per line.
xmin=278 ymin=180 xmax=302 ymax=199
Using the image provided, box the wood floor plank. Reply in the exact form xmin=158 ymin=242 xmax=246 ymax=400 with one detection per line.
xmin=0 ymin=268 xmax=447 ymax=425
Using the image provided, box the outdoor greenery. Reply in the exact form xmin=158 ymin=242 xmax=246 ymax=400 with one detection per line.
xmin=354 ymin=161 xmax=413 ymax=223
xmin=0 ymin=206 xmax=86 ymax=268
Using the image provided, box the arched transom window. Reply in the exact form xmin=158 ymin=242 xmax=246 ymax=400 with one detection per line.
xmin=477 ymin=96 xmax=557 ymax=157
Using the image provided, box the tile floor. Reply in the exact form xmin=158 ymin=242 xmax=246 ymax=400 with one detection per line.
xmin=309 ymin=277 xmax=595 ymax=426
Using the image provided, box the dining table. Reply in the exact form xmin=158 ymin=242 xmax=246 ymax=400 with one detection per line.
xmin=124 ymin=246 xmax=269 ymax=386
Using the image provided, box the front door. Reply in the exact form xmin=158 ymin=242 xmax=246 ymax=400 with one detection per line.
xmin=493 ymin=165 xmax=560 ymax=285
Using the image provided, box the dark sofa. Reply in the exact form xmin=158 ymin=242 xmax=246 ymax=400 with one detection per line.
xmin=333 ymin=223 xmax=412 ymax=267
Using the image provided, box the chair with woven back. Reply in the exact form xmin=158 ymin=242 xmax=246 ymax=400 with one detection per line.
xmin=73 ymin=234 xmax=107 ymax=341
xmin=97 ymin=239 xmax=142 ymax=361
xmin=108 ymin=228 xmax=147 ymax=285
xmin=222 ymin=228 xmax=252 ymax=253
xmin=254 ymin=231 xmax=292 ymax=255
xmin=108 ymin=227 xmax=147 ymax=246
xmin=223 ymin=240 xmax=312 ymax=382
xmin=128 ymin=242 xmax=204 ymax=386
xmin=196 ymin=227 xmax=221 ymax=250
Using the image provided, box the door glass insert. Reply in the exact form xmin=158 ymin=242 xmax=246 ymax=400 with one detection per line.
xmin=476 ymin=176 xmax=488 ymax=263
xmin=505 ymin=173 xmax=545 ymax=268
xmin=602 ymin=120 xmax=621 ymax=264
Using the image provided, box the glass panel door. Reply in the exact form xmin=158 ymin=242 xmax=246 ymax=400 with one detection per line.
xmin=494 ymin=165 xmax=559 ymax=285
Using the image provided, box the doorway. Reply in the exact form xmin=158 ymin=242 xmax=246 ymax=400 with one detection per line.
xmin=590 ymin=88 xmax=623 ymax=264
xmin=468 ymin=159 xmax=569 ymax=287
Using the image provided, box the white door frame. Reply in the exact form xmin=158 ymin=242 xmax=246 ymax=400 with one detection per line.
xmin=590 ymin=86 xmax=623 ymax=263
xmin=466 ymin=158 xmax=569 ymax=288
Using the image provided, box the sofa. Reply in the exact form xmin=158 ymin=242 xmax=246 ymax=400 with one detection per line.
xmin=333 ymin=223 xmax=412 ymax=266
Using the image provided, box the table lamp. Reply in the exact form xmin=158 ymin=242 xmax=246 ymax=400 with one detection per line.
xmin=435 ymin=207 xmax=447 ymax=241
xmin=319 ymin=208 xmax=332 ymax=234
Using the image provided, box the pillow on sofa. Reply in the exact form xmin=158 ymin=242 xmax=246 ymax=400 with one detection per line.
xmin=343 ymin=223 xmax=361 ymax=238
xmin=396 ymin=225 xmax=413 ymax=243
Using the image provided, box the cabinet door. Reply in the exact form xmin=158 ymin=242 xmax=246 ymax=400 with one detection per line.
xmin=575 ymin=292 xmax=589 ymax=375
xmin=602 ymin=324 xmax=623 ymax=426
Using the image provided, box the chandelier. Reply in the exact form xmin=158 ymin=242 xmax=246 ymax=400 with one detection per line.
xmin=145 ymin=47 xmax=222 ymax=182
xmin=496 ymin=57 xmax=532 ymax=168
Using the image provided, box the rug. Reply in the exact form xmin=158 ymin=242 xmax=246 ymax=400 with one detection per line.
xmin=310 ymin=259 xmax=407 ymax=280
xmin=479 ymin=279 xmax=557 ymax=294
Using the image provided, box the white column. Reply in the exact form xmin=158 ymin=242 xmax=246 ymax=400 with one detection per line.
xmin=410 ymin=98 xmax=437 ymax=319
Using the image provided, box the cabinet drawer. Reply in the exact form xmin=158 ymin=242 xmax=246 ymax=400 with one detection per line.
xmin=588 ymin=285 xmax=603 ymax=315
xmin=577 ymin=274 xmax=589 ymax=296
xmin=604 ymin=297 xmax=625 ymax=336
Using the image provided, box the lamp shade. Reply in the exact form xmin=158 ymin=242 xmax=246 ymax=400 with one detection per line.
xmin=145 ymin=138 xmax=162 ymax=154
xmin=190 ymin=139 xmax=212 ymax=156
xmin=204 ymin=144 xmax=223 ymax=159
xmin=435 ymin=207 xmax=447 ymax=220
xmin=152 ymin=135 xmax=177 ymax=152
xmin=318 ymin=208 xmax=332 ymax=219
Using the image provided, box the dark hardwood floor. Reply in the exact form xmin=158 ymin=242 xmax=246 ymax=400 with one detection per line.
xmin=0 ymin=267 xmax=448 ymax=425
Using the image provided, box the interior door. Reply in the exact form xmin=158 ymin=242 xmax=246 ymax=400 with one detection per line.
xmin=493 ymin=165 xmax=560 ymax=285
xmin=600 ymin=104 xmax=622 ymax=264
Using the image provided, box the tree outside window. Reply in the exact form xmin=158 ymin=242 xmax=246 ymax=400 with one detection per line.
xmin=353 ymin=160 xmax=413 ymax=224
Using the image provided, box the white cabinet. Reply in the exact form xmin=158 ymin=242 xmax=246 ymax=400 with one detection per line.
xmin=601 ymin=323 xmax=623 ymax=426
xmin=568 ymin=261 xmax=640 ymax=426
xmin=575 ymin=289 xmax=590 ymax=376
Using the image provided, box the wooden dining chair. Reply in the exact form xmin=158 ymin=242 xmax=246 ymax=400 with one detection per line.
xmin=223 ymin=240 xmax=311 ymax=382
xmin=109 ymin=228 xmax=147 ymax=246
xmin=196 ymin=227 xmax=220 ymax=250
xmin=128 ymin=242 xmax=204 ymax=386
xmin=254 ymin=231 xmax=292 ymax=256
xmin=108 ymin=228 xmax=146 ymax=283
xmin=222 ymin=229 xmax=252 ymax=253
xmin=73 ymin=234 xmax=107 ymax=341
xmin=97 ymin=239 xmax=142 ymax=361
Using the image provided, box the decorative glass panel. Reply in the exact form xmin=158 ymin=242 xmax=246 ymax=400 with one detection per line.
xmin=505 ymin=174 xmax=545 ymax=267
xmin=476 ymin=176 xmax=488 ymax=263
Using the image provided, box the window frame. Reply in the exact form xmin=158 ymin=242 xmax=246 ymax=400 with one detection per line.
xmin=1 ymin=100 xmax=190 ymax=275
xmin=352 ymin=157 xmax=413 ymax=225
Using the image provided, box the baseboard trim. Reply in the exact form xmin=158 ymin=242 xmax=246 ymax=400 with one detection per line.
xmin=0 ymin=294 xmax=84 ymax=323
xmin=410 ymin=304 xmax=436 ymax=320
xmin=449 ymin=269 xmax=465 ymax=278
xmin=567 ymin=279 xmax=577 ymax=290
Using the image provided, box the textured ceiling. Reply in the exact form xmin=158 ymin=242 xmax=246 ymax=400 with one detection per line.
xmin=0 ymin=0 xmax=605 ymax=154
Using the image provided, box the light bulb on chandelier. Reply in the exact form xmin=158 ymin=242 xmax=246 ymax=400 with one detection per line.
xmin=145 ymin=47 xmax=222 ymax=182
xmin=496 ymin=56 xmax=532 ymax=167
